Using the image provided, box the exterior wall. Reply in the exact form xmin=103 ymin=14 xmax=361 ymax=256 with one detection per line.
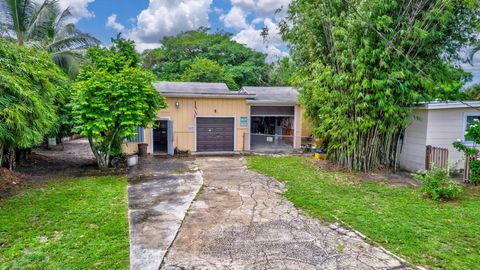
xmin=122 ymin=97 xmax=309 ymax=154
xmin=295 ymin=105 xmax=303 ymax=148
xmin=399 ymin=110 xmax=428 ymax=171
xmin=122 ymin=128 xmax=152 ymax=155
xmin=157 ymin=97 xmax=250 ymax=153
xmin=399 ymin=107 xmax=479 ymax=171
xmin=425 ymin=108 xmax=480 ymax=169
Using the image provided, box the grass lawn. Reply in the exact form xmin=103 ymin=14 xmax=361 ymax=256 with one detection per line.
xmin=0 ymin=176 xmax=129 ymax=270
xmin=247 ymin=156 xmax=480 ymax=270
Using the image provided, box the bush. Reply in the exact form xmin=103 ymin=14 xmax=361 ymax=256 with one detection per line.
xmin=469 ymin=159 xmax=480 ymax=184
xmin=413 ymin=167 xmax=462 ymax=201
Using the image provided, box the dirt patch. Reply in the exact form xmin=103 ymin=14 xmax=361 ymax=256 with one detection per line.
xmin=0 ymin=169 xmax=25 ymax=194
xmin=311 ymin=158 xmax=420 ymax=187
xmin=17 ymin=138 xmax=124 ymax=182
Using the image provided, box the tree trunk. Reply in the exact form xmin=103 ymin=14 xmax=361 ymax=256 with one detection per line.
xmin=7 ymin=149 xmax=16 ymax=171
xmin=88 ymin=138 xmax=110 ymax=169
xmin=0 ymin=144 xmax=4 ymax=168
xmin=329 ymin=124 xmax=403 ymax=172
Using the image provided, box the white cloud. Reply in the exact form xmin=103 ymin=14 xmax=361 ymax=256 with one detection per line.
xmin=32 ymin=0 xmax=95 ymax=23
xmin=106 ymin=14 xmax=125 ymax=32
xmin=127 ymin=0 xmax=212 ymax=51
xmin=56 ymin=0 xmax=95 ymax=24
xmin=233 ymin=19 xmax=288 ymax=62
xmin=221 ymin=0 xmax=290 ymax=61
xmin=231 ymin=0 xmax=290 ymax=18
xmin=220 ymin=6 xmax=249 ymax=29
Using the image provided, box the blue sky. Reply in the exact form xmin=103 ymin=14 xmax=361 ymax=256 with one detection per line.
xmin=61 ymin=0 xmax=479 ymax=85
xmin=65 ymin=0 xmax=289 ymax=62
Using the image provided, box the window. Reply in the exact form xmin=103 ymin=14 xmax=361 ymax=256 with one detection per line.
xmin=127 ymin=127 xmax=145 ymax=143
xmin=464 ymin=114 xmax=480 ymax=142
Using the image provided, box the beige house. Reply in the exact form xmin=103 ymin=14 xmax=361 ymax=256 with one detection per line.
xmin=123 ymin=82 xmax=311 ymax=155
xmin=399 ymin=101 xmax=480 ymax=171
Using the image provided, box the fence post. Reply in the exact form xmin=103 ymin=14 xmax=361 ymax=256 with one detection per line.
xmin=425 ymin=145 xmax=432 ymax=170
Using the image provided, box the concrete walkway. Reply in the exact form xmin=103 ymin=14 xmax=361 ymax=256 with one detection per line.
xmin=161 ymin=157 xmax=411 ymax=269
xmin=127 ymin=157 xmax=203 ymax=270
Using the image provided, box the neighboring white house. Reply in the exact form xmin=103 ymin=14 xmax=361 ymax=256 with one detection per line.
xmin=399 ymin=101 xmax=480 ymax=172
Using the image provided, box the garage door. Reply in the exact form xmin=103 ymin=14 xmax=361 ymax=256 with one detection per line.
xmin=196 ymin=118 xmax=234 ymax=152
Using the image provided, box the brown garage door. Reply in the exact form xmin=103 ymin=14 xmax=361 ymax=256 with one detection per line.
xmin=196 ymin=117 xmax=234 ymax=152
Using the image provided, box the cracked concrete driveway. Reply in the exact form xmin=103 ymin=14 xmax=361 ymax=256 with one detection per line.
xmin=161 ymin=157 xmax=411 ymax=270
xmin=127 ymin=157 xmax=203 ymax=270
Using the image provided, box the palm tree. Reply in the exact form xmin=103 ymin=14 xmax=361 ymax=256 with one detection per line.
xmin=0 ymin=0 xmax=99 ymax=77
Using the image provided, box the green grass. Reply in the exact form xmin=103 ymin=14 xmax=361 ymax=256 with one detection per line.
xmin=0 ymin=176 xmax=129 ymax=270
xmin=247 ymin=156 xmax=480 ymax=270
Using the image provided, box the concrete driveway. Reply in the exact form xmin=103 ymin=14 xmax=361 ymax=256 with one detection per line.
xmin=128 ymin=156 xmax=411 ymax=270
xmin=127 ymin=157 xmax=203 ymax=270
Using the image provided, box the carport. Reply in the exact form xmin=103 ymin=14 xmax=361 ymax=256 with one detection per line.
xmin=241 ymin=87 xmax=303 ymax=152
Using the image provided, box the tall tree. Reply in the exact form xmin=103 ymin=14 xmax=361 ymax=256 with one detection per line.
xmin=466 ymin=83 xmax=480 ymax=100
xmin=0 ymin=40 xmax=68 ymax=170
xmin=0 ymin=0 xmax=99 ymax=77
xmin=72 ymin=38 xmax=167 ymax=168
xmin=268 ymin=57 xmax=295 ymax=86
xmin=180 ymin=58 xmax=238 ymax=89
xmin=282 ymin=0 xmax=479 ymax=171
xmin=142 ymin=29 xmax=269 ymax=88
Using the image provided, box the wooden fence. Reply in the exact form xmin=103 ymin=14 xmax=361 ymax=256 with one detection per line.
xmin=425 ymin=145 xmax=449 ymax=171
xmin=463 ymin=154 xmax=479 ymax=183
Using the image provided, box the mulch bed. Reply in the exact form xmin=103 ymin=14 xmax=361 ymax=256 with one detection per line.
xmin=0 ymin=169 xmax=26 ymax=194
xmin=310 ymin=158 xmax=420 ymax=187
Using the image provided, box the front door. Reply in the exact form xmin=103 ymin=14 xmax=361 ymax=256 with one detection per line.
xmin=153 ymin=120 xmax=168 ymax=153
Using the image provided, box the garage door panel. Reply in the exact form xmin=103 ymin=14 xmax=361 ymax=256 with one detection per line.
xmin=197 ymin=118 xmax=234 ymax=152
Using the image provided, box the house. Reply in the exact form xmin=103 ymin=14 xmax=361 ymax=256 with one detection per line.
xmin=122 ymin=82 xmax=311 ymax=155
xmin=399 ymin=101 xmax=480 ymax=171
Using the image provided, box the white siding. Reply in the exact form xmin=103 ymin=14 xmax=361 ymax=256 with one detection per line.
xmin=399 ymin=110 xmax=428 ymax=171
xmin=425 ymin=108 xmax=480 ymax=169
xmin=400 ymin=107 xmax=480 ymax=172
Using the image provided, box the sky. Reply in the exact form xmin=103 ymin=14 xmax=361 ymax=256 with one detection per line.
xmin=63 ymin=0 xmax=289 ymax=62
xmin=56 ymin=0 xmax=480 ymax=85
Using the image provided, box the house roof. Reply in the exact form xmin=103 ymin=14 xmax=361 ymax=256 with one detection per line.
xmin=153 ymin=82 xmax=254 ymax=98
xmin=241 ymin=87 xmax=300 ymax=105
xmin=417 ymin=101 xmax=480 ymax=110
xmin=153 ymin=82 xmax=301 ymax=104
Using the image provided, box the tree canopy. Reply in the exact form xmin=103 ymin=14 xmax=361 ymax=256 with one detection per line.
xmin=466 ymin=83 xmax=480 ymax=100
xmin=268 ymin=57 xmax=295 ymax=86
xmin=0 ymin=40 xmax=68 ymax=169
xmin=72 ymin=38 xmax=167 ymax=168
xmin=0 ymin=0 xmax=99 ymax=77
xmin=180 ymin=58 xmax=238 ymax=89
xmin=282 ymin=0 xmax=480 ymax=171
xmin=142 ymin=30 xmax=270 ymax=88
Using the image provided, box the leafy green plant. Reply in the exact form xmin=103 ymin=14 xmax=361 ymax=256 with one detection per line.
xmin=0 ymin=40 xmax=68 ymax=170
xmin=453 ymin=120 xmax=480 ymax=184
xmin=268 ymin=57 xmax=295 ymax=86
xmin=0 ymin=0 xmax=99 ymax=77
xmin=468 ymin=160 xmax=480 ymax=184
xmin=413 ymin=167 xmax=462 ymax=201
xmin=72 ymin=37 xmax=167 ymax=168
xmin=282 ymin=0 xmax=480 ymax=171
xmin=141 ymin=29 xmax=269 ymax=87
xmin=180 ymin=58 xmax=238 ymax=90
xmin=465 ymin=84 xmax=480 ymax=100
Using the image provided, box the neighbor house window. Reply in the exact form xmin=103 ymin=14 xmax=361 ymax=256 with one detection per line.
xmin=464 ymin=114 xmax=480 ymax=142
xmin=127 ymin=127 xmax=145 ymax=143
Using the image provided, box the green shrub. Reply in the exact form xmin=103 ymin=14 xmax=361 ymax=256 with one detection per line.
xmin=469 ymin=160 xmax=480 ymax=184
xmin=413 ymin=167 xmax=463 ymax=201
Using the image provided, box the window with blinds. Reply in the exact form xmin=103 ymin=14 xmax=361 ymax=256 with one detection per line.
xmin=127 ymin=127 xmax=145 ymax=143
